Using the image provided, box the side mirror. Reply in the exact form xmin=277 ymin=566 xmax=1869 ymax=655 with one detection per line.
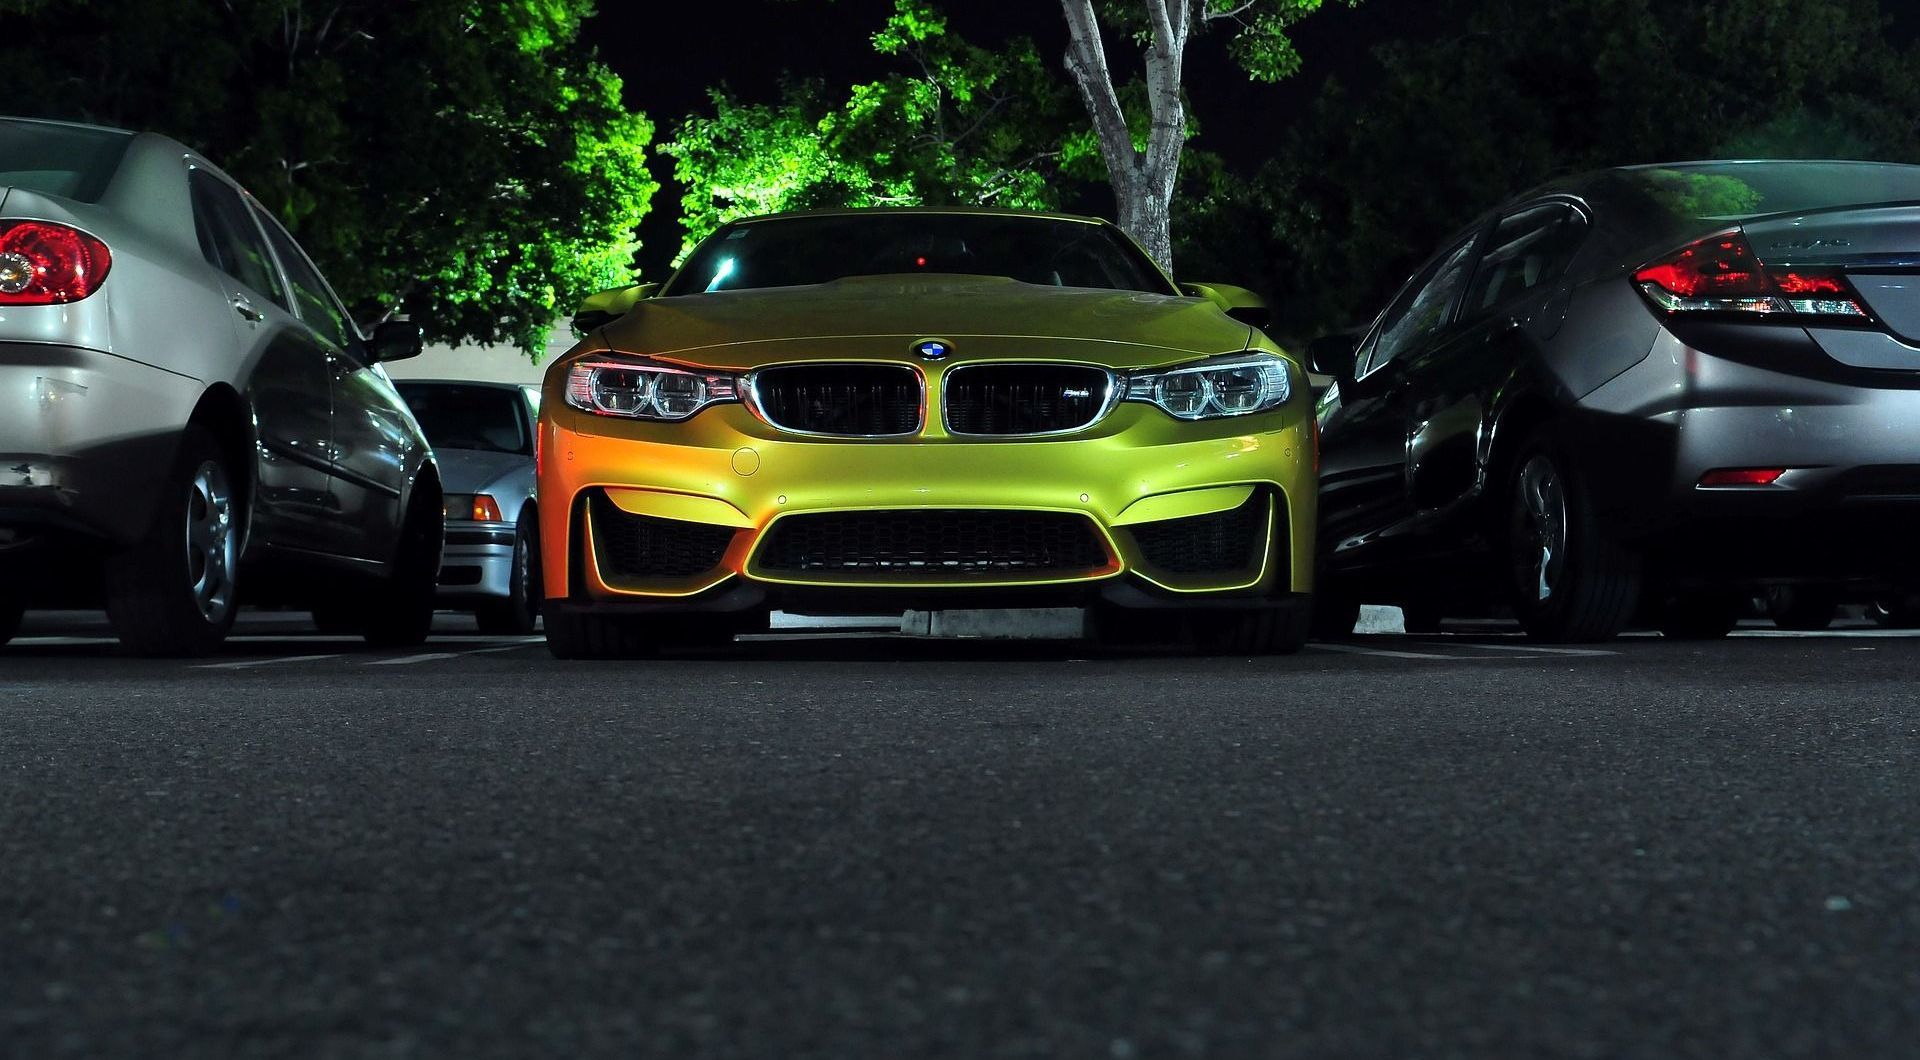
xmin=370 ymin=320 xmax=424 ymax=363
xmin=572 ymin=282 xmax=660 ymax=334
xmin=1182 ymin=282 xmax=1271 ymax=330
xmin=1305 ymin=332 xmax=1361 ymax=379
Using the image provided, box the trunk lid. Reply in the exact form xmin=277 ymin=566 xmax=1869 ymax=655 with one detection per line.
xmin=1744 ymin=205 xmax=1920 ymax=343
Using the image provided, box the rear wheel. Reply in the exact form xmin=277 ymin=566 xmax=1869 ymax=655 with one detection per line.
xmin=1869 ymin=594 xmax=1920 ymax=628
xmin=1401 ymin=601 xmax=1444 ymax=634
xmin=1658 ymin=588 xmax=1743 ymax=640
xmin=103 ymin=427 xmax=241 ymax=656
xmin=359 ymin=480 xmax=443 ymax=648
xmin=475 ymin=513 xmax=541 ymax=635
xmin=1503 ymin=431 xmax=1640 ymax=642
xmin=1765 ymin=586 xmax=1839 ymax=631
xmin=1310 ymin=589 xmax=1362 ymax=641
xmin=1186 ymin=604 xmax=1310 ymax=656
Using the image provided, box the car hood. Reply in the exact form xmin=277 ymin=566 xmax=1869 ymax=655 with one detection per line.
xmin=433 ymin=447 xmax=532 ymax=496
xmin=594 ymin=275 xmax=1255 ymax=372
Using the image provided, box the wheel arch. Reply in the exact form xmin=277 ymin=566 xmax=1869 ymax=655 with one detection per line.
xmin=187 ymin=384 xmax=257 ymax=538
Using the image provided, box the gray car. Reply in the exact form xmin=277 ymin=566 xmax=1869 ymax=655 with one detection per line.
xmin=0 ymin=116 xmax=442 ymax=654
xmin=1313 ymin=159 xmax=1920 ymax=641
xmin=393 ymin=381 xmax=540 ymax=633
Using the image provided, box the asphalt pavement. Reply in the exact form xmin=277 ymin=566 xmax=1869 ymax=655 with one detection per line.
xmin=3 ymin=613 xmax=1917 ymax=1058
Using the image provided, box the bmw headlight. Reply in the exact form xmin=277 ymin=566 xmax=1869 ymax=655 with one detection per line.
xmin=1125 ymin=356 xmax=1292 ymax=420
xmin=564 ymin=359 xmax=739 ymax=421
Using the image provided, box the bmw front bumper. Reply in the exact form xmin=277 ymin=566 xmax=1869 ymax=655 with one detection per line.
xmin=537 ymin=398 xmax=1318 ymax=616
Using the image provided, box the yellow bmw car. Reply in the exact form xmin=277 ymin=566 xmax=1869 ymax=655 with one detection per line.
xmin=537 ymin=208 xmax=1316 ymax=657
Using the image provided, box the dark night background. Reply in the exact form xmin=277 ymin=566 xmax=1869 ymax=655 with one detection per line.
xmin=605 ymin=0 xmax=1449 ymax=279
xmin=604 ymin=0 xmax=1920 ymax=283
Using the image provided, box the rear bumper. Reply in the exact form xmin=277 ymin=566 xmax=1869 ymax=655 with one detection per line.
xmin=0 ymin=343 xmax=201 ymax=546
xmin=538 ymin=399 xmax=1318 ymax=613
xmin=1578 ymin=324 xmax=1920 ymax=581
xmin=435 ymin=521 xmax=517 ymax=601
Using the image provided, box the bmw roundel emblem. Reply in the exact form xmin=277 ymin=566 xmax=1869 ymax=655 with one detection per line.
xmin=913 ymin=339 xmax=951 ymax=361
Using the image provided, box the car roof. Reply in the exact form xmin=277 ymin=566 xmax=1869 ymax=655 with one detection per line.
xmin=730 ymin=205 xmax=1112 ymax=227
xmin=0 ymin=114 xmax=135 ymax=138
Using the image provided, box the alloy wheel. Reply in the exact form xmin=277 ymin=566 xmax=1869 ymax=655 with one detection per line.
xmin=184 ymin=459 xmax=237 ymax=624
xmin=1512 ymin=453 xmax=1568 ymax=604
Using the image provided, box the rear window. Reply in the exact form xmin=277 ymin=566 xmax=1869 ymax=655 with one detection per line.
xmin=0 ymin=120 xmax=132 ymax=203
xmin=1624 ymin=162 xmax=1920 ymax=220
xmin=396 ymin=384 xmax=531 ymax=456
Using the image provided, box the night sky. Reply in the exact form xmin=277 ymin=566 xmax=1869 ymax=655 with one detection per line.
xmin=594 ymin=0 xmax=1918 ymax=278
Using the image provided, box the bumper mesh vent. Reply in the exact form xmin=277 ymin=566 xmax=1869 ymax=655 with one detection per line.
xmin=588 ymin=492 xmax=735 ymax=580
xmin=756 ymin=509 xmax=1110 ymax=577
xmin=1127 ymin=493 xmax=1270 ymax=576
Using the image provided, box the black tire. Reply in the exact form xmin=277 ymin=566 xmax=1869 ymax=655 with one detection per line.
xmin=1088 ymin=604 xmax=1176 ymax=647
xmin=1186 ymin=604 xmax=1311 ymax=656
xmin=1401 ymin=602 xmax=1444 ymax=634
xmin=475 ymin=511 xmax=541 ymax=635
xmin=359 ymin=479 xmax=443 ymax=648
xmin=1869 ymin=594 xmax=1920 ymax=628
xmin=544 ymin=609 xmax=750 ymax=659
xmin=544 ymin=609 xmax=659 ymax=660
xmin=1765 ymin=586 xmax=1839 ymax=631
xmin=1502 ymin=429 xmax=1641 ymax=642
xmin=1658 ymin=588 xmax=1743 ymax=639
xmin=103 ymin=426 xmax=242 ymax=656
xmin=309 ymin=603 xmax=364 ymax=636
xmin=1310 ymin=590 xmax=1362 ymax=641
xmin=0 ymin=596 xmax=24 ymax=647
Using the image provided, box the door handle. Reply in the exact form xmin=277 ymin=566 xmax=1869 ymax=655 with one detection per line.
xmin=231 ymin=295 xmax=264 ymax=323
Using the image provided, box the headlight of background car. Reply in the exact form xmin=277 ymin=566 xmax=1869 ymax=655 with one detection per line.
xmin=1125 ymin=356 xmax=1292 ymax=420
xmin=564 ymin=359 xmax=739 ymax=421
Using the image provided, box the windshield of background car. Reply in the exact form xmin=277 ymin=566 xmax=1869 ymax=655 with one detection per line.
xmin=396 ymin=385 xmax=531 ymax=456
xmin=665 ymin=214 xmax=1176 ymax=296
xmin=0 ymin=121 xmax=132 ymax=203
xmin=1624 ymin=162 xmax=1920 ymax=220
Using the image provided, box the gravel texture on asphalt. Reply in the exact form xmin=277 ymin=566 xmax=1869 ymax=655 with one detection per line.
xmin=3 ymin=630 xmax=1917 ymax=1057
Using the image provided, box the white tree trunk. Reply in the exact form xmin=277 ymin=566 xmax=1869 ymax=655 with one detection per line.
xmin=1059 ymin=0 xmax=1190 ymax=272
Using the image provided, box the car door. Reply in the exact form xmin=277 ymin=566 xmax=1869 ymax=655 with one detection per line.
xmin=1403 ymin=201 xmax=1591 ymax=515
xmin=1318 ymin=232 xmax=1484 ymax=565
xmin=251 ymin=207 xmax=417 ymax=565
xmin=187 ymin=169 xmax=337 ymax=554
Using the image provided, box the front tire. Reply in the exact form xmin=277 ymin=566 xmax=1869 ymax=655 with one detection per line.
xmin=103 ymin=426 xmax=241 ymax=656
xmin=1765 ymin=586 xmax=1838 ymax=631
xmin=1503 ymin=430 xmax=1640 ymax=642
xmin=545 ymin=609 xmax=749 ymax=659
xmin=1186 ymin=604 xmax=1310 ymax=656
xmin=359 ymin=479 xmax=443 ymax=648
xmin=475 ymin=513 xmax=540 ymax=635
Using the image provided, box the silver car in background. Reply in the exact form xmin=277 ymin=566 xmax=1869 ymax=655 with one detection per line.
xmin=0 ymin=116 xmax=442 ymax=654
xmin=395 ymin=381 xmax=541 ymax=633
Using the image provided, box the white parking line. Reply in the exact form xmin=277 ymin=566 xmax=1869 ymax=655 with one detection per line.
xmin=366 ymin=652 xmax=461 ymax=666
xmin=196 ymin=653 xmax=345 ymax=671
xmin=1449 ymin=642 xmax=1619 ymax=657
xmin=1309 ymin=643 xmax=1456 ymax=660
xmin=458 ymin=640 xmax=548 ymax=656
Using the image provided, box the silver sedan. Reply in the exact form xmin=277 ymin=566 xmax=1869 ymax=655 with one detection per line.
xmin=395 ymin=381 xmax=540 ymax=633
xmin=0 ymin=116 xmax=442 ymax=654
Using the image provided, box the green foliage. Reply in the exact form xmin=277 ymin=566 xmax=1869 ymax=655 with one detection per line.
xmin=0 ymin=0 xmax=657 ymax=355
xmin=1257 ymin=0 xmax=1920 ymax=339
xmin=661 ymin=0 xmax=1080 ymax=260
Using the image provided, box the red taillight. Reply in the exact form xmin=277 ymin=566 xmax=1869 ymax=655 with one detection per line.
xmin=1633 ymin=231 xmax=1865 ymax=320
xmin=1699 ymin=468 xmax=1786 ymax=488
xmin=0 ymin=220 xmax=112 ymax=305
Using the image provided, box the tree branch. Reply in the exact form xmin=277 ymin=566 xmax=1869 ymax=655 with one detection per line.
xmin=1059 ymin=0 xmax=1138 ymax=186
